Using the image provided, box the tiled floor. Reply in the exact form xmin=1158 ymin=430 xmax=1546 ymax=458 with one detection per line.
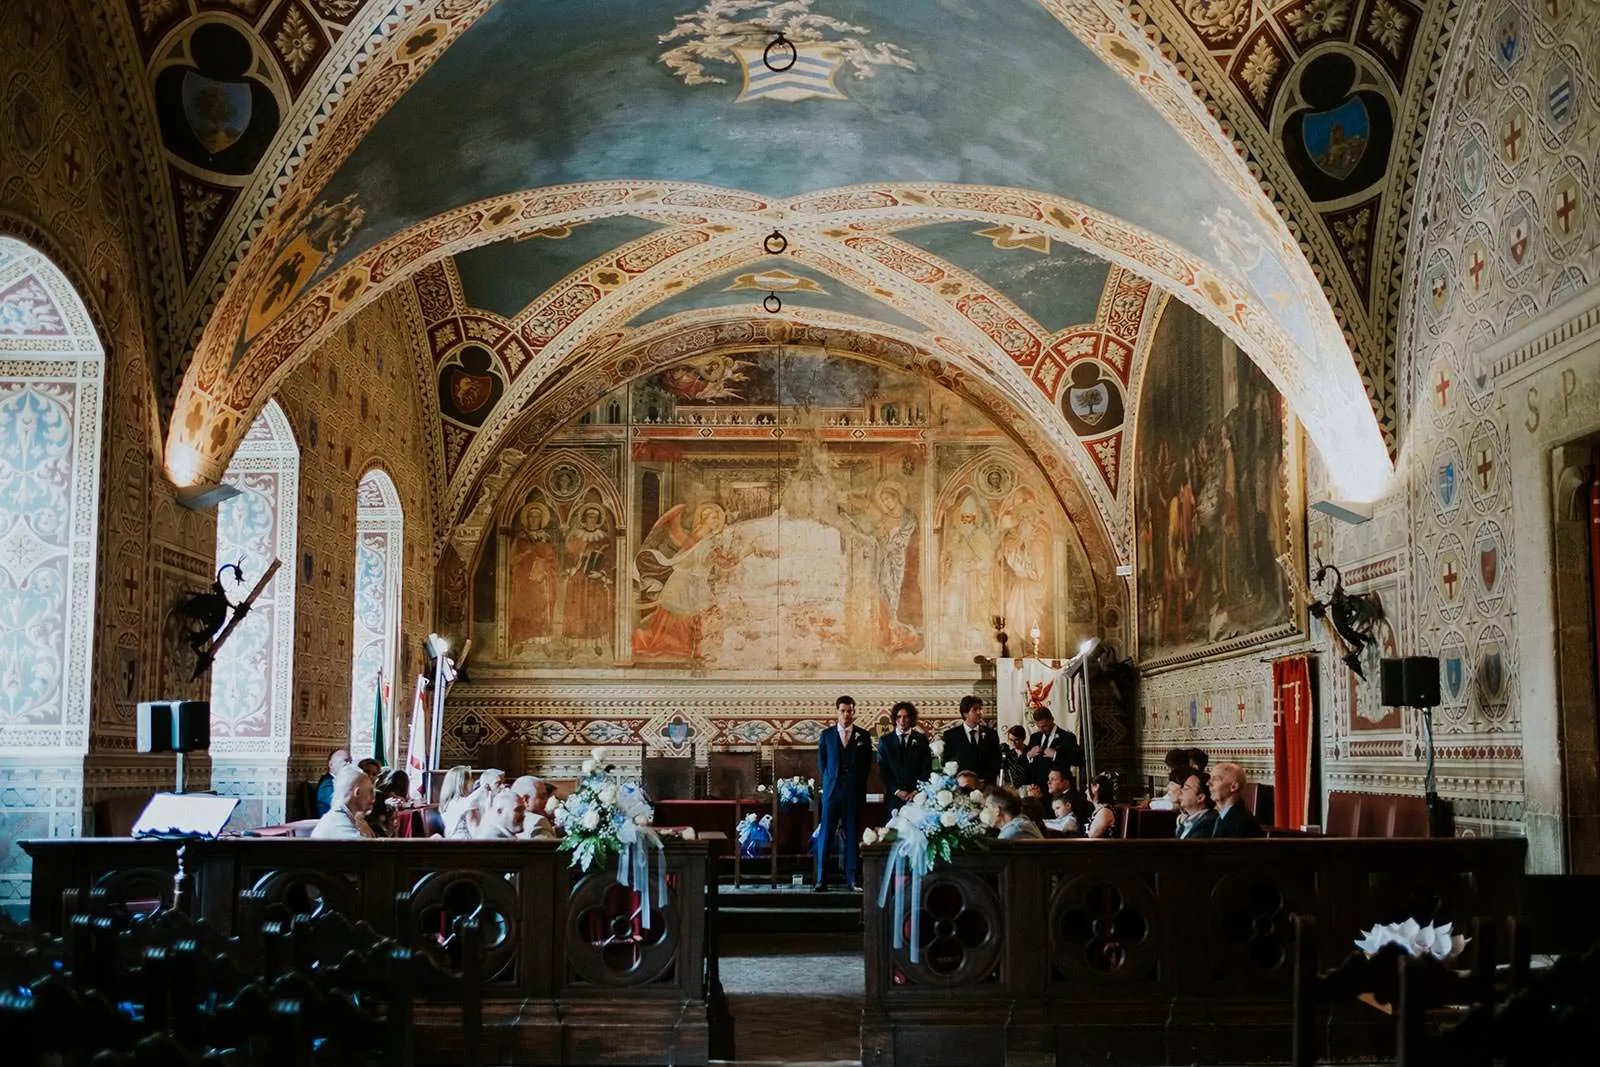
xmin=715 ymin=931 xmax=864 ymax=1066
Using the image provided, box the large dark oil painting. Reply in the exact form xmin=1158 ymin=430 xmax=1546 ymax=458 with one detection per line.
xmin=1134 ymin=301 xmax=1303 ymax=667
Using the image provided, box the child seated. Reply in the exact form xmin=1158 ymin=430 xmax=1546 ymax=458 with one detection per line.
xmin=1044 ymin=794 xmax=1080 ymax=835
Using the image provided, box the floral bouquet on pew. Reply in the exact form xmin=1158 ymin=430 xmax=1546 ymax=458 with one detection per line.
xmin=550 ymin=747 xmax=654 ymax=872
xmin=759 ymin=775 xmax=815 ymax=807
xmin=867 ymin=740 xmax=988 ymax=963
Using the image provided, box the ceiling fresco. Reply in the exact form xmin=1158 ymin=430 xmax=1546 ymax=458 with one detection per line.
xmin=84 ymin=0 xmax=1472 ymax=529
xmin=624 ymin=258 xmax=928 ymax=334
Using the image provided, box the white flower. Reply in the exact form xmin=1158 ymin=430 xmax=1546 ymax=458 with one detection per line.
xmin=581 ymin=759 xmax=595 ymax=774
xmin=591 ymin=746 xmax=606 ymax=762
xmin=581 ymin=809 xmax=601 ymax=831
xmin=935 ymin=789 xmax=954 ymax=809
xmin=940 ymin=811 xmax=958 ymax=828
xmin=633 ymin=812 xmax=649 ymax=826
xmin=943 ymin=761 xmax=959 ymax=776
xmin=599 ymin=785 xmax=618 ymax=805
xmin=862 ymin=827 xmax=879 ymax=846
xmin=929 ymin=739 xmax=945 ymax=758
xmin=757 ymin=783 xmax=768 ymax=792
xmin=969 ymin=790 xmax=985 ymax=804
xmin=744 ymin=812 xmax=758 ymax=824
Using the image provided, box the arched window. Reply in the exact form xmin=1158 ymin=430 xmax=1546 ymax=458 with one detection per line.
xmin=0 ymin=237 xmax=105 ymax=906
xmin=350 ymin=469 xmax=403 ymax=762
xmin=208 ymin=399 xmax=298 ymax=827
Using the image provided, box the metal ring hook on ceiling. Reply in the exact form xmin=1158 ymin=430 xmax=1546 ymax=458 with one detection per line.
xmin=763 ymin=33 xmax=797 ymax=73
xmin=763 ymin=292 xmax=783 ymax=314
xmin=763 ymin=229 xmax=788 ymax=255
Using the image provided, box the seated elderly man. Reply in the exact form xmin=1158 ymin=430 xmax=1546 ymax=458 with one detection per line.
xmin=312 ymin=765 xmax=376 ymax=839
xmin=314 ymin=748 xmax=352 ymax=816
xmin=985 ymin=788 xmax=1043 ymax=840
xmin=1208 ymin=761 xmax=1265 ymax=838
xmin=508 ymin=775 xmax=558 ymax=840
xmin=472 ymin=789 xmax=525 ymax=839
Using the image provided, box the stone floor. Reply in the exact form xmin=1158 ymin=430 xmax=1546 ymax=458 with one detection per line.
xmin=714 ymin=931 xmax=864 ymax=1066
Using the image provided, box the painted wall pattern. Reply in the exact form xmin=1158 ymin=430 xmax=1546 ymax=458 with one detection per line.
xmin=272 ymin=289 xmax=436 ymax=788
xmin=209 ymin=401 xmax=298 ymax=828
xmin=349 ymin=470 xmax=403 ymax=761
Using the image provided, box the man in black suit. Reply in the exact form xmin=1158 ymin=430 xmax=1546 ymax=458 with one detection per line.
xmin=1207 ymin=762 xmax=1264 ymax=838
xmin=878 ymin=700 xmax=931 ymax=815
xmin=941 ymin=695 xmax=1001 ymax=785
xmin=1175 ymin=769 xmax=1218 ymax=839
xmin=816 ymin=695 xmax=875 ymax=890
xmin=1025 ymin=707 xmax=1083 ymax=793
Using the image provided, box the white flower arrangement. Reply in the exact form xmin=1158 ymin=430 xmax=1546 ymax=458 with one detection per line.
xmin=757 ymin=775 xmax=816 ymax=807
xmin=1353 ymin=919 xmax=1470 ymax=962
xmin=550 ymin=746 xmax=655 ymax=872
xmin=874 ymin=759 xmax=988 ymax=872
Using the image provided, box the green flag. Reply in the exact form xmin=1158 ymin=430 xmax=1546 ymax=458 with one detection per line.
xmin=372 ymin=671 xmax=386 ymax=766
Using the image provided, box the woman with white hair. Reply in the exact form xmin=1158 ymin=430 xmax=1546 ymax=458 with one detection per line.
xmin=311 ymin=765 xmax=376 ymax=839
xmin=445 ymin=767 xmax=509 ymax=839
xmin=509 ymin=775 xmax=558 ymax=840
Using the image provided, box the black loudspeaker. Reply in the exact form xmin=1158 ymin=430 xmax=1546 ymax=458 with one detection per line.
xmin=1378 ymin=657 xmax=1440 ymax=708
xmin=136 ymin=700 xmax=211 ymax=753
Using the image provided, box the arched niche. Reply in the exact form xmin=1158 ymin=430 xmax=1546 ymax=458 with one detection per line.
xmin=208 ymin=398 xmax=299 ymax=827
xmin=350 ymin=468 xmax=404 ymax=761
xmin=0 ymin=235 xmax=106 ymax=904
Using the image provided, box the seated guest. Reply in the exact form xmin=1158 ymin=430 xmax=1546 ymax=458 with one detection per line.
xmin=472 ymin=789 xmax=525 ymax=839
xmin=445 ymin=768 xmax=509 ymax=838
xmin=1043 ymin=794 xmax=1079 ymax=835
xmin=357 ymin=757 xmax=381 ymax=779
xmin=1209 ymin=762 xmax=1265 ymax=838
xmin=509 ymin=775 xmax=558 ymax=840
xmin=1176 ymin=769 xmax=1217 ymax=839
xmin=439 ymin=764 xmax=475 ymax=837
xmin=1047 ymin=767 xmax=1091 ymax=825
xmin=986 ymin=788 xmax=1043 ymax=840
xmin=1163 ymin=747 xmax=1189 ymax=774
xmin=1148 ymin=767 xmax=1188 ymax=811
xmin=1083 ymin=773 xmax=1117 ymax=839
xmin=314 ymin=748 xmax=352 ymax=816
xmin=312 ymin=766 xmax=375 ymax=839
xmin=1185 ymin=747 xmax=1210 ymax=775
xmin=1020 ymin=790 xmax=1048 ymax=826
xmin=367 ymin=768 xmax=410 ymax=837
xmin=1000 ymin=725 xmax=1030 ymax=789
xmin=955 ymin=769 xmax=982 ymax=792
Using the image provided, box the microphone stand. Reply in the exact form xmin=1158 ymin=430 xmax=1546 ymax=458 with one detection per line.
xmin=1417 ymin=703 xmax=1443 ymax=836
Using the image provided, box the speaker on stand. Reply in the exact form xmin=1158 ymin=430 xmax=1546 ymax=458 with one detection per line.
xmin=136 ymin=700 xmax=211 ymax=793
xmin=1378 ymin=657 xmax=1446 ymax=836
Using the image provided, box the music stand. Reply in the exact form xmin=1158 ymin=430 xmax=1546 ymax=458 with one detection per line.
xmin=131 ymin=792 xmax=239 ymax=839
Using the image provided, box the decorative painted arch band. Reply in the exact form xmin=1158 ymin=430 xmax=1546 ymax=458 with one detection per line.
xmin=168 ymin=181 xmax=1389 ymax=502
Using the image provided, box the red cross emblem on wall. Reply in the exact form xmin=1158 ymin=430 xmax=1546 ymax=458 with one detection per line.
xmin=1442 ymin=559 xmax=1460 ymax=599
xmin=1477 ymin=449 xmax=1495 ymax=491
xmin=1555 ymin=184 xmax=1579 ymax=235
xmin=1502 ymin=116 xmax=1525 ymax=163
xmin=1435 ymin=368 xmax=1452 ymax=407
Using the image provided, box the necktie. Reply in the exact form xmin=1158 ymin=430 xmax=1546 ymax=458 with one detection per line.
xmin=968 ymin=728 xmax=975 ymax=746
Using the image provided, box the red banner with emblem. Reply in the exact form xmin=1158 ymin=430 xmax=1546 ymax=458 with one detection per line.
xmin=1272 ymin=655 xmax=1315 ymax=830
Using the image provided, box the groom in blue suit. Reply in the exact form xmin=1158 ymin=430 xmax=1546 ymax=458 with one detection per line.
xmin=816 ymin=695 xmax=874 ymax=891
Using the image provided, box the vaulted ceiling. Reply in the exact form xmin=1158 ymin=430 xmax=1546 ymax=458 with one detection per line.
xmin=85 ymin=0 xmax=1453 ymax=550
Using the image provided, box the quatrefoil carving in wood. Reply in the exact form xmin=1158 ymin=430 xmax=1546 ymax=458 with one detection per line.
xmin=893 ymin=871 xmax=1003 ymax=987
xmin=406 ymin=869 xmax=519 ymax=981
xmin=1050 ymin=872 xmax=1159 ymax=983
xmin=567 ymin=872 xmax=678 ymax=987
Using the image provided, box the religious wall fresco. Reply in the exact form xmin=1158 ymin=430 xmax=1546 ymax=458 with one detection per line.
xmin=473 ymin=349 xmax=1091 ymax=674
xmin=1134 ymin=302 xmax=1303 ymax=667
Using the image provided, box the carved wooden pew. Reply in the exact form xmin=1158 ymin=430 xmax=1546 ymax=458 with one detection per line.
xmin=22 ymin=837 xmax=714 ymax=1066
xmin=861 ymin=837 xmax=1525 ymax=1067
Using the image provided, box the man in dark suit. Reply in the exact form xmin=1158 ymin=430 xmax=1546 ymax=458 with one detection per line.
xmin=1175 ymin=769 xmax=1218 ymax=839
xmin=1025 ymin=707 xmax=1083 ymax=793
xmin=941 ymin=695 xmax=1001 ymax=785
xmin=314 ymin=748 xmax=351 ymax=816
xmin=817 ymin=695 xmax=874 ymax=890
xmin=1207 ymin=762 xmax=1265 ymax=838
xmin=877 ymin=700 xmax=931 ymax=815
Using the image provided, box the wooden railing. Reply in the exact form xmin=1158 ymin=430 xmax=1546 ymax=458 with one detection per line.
xmin=861 ymin=837 xmax=1526 ymax=1067
xmin=22 ymin=838 xmax=716 ymax=1066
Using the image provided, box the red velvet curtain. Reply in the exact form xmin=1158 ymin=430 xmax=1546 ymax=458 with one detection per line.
xmin=1272 ymin=655 xmax=1315 ymax=829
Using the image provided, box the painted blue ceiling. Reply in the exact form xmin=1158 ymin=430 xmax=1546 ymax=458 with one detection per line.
xmin=630 ymin=258 xmax=927 ymax=334
xmin=315 ymin=1 xmax=1276 ymax=280
xmin=894 ymin=222 xmax=1109 ymax=333
xmin=452 ymin=215 xmax=665 ymax=318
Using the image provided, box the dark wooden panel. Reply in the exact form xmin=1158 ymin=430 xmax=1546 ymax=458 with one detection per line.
xmin=862 ymin=837 xmax=1526 ymax=1066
